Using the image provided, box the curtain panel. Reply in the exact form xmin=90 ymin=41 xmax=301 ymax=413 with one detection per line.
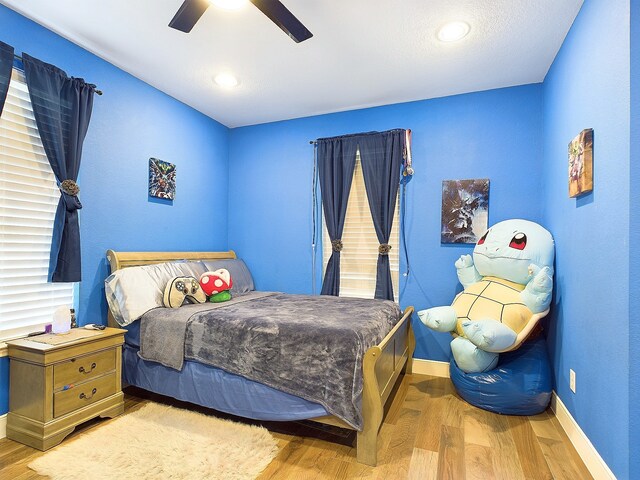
xmin=359 ymin=130 xmax=405 ymax=300
xmin=23 ymin=53 xmax=95 ymax=283
xmin=0 ymin=41 xmax=14 ymax=116
xmin=317 ymin=136 xmax=359 ymax=296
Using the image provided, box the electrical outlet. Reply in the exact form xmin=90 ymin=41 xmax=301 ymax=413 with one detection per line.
xmin=570 ymin=369 xmax=576 ymax=393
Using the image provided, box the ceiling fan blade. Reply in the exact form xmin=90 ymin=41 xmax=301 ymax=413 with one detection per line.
xmin=249 ymin=0 xmax=313 ymax=43
xmin=169 ymin=0 xmax=210 ymax=33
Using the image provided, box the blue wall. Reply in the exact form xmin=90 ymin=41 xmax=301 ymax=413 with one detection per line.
xmin=541 ymin=0 xmax=630 ymax=477
xmin=0 ymin=5 xmax=635 ymax=476
xmin=629 ymin=0 xmax=639 ymax=477
xmin=0 ymin=357 xmax=8 ymax=415
xmin=0 ymin=5 xmax=230 ymax=414
xmin=228 ymin=84 xmax=545 ymax=361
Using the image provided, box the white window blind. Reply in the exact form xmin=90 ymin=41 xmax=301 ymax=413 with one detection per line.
xmin=0 ymin=68 xmax=74 ymax=340
xmin=323 ymin=151 xmax=400 ymax=300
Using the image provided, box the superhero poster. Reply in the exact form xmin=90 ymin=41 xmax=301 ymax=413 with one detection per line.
xmin=149 ymin=158 xmax=176 ymax=200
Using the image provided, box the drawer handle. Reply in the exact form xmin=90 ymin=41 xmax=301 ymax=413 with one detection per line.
xmin=79 ymin=388 xmax=97 ymax=400
xmin=79 ymin=362 xmax=97 ymax=374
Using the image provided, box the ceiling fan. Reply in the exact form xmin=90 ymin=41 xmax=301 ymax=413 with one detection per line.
xmin=168 ymin=0 xmax=313 ymax=43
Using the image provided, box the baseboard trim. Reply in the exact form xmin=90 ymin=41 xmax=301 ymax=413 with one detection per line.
xmin=412 ymin=358 xmax=450 ymax=378
xmin=0 ymin=414 xmax=6 ymax=440
xmin=550 ymin=392 xmax=615 ymax=480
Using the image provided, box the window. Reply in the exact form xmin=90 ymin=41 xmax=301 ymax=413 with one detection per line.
xmin=322 ymin=151 xmax=400 ymax=300
xmin=0 ymin=68 xmax=74 ymax=341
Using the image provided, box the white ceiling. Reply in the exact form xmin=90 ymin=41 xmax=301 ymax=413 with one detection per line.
xmin=1 ymin=0 xmax=583 ymax=128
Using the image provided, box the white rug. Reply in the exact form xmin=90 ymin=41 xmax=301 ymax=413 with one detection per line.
xmin=29 ymin=402 xmax=279 ymax=480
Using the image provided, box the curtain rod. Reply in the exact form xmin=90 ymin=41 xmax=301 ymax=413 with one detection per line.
xmin=13 ymin=53 xmax=103 ymax=96
xmin=310 ymin=129 xmax=406 ymax=145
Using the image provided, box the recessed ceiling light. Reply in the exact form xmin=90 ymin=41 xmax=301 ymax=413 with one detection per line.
xmin=214 ymin=72 xmax=240 ymax=88
xmin=210 ymin=0 xmax=247 ymax=10
xmin=437 ymin=21 xmax=471 ymax=42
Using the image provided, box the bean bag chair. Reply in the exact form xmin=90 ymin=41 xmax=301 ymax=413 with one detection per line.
xmin=449 ymin=335 xmax=552 ymax=415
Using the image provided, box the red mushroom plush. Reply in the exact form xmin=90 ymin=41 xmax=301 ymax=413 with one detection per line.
xmin=199 ymin=269 xmax=233 ymax=303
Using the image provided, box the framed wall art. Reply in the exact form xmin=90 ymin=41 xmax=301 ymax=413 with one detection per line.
xmin=441 ymin=178 xmax=490 ymax=244
xmin=568 ymin=128 xmax=594 ymax=197
xmin=149 ymin=157 xmax=176 ymax=200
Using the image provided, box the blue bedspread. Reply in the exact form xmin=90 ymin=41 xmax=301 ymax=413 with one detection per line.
xmin=123 ymin=344 xmax=329 ymax=421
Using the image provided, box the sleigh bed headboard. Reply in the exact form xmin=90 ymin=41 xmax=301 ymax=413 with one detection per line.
xmin=106 ymin=250 xmax=237 ymax=272
xmin=105 ymin=250 xmax=237 ymax=327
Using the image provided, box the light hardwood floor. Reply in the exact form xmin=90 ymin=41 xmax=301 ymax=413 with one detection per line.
xmin=0 ymin=374 xmax=592 ymax=480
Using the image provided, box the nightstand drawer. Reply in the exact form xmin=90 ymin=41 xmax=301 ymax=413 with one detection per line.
xmin=54 ymin=348 xmax=116 ymax=389
xmin=54 ymin=373 xmax=117 ymax=418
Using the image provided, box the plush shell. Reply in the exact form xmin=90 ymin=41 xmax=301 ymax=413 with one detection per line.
xmin=452 ymin=276 xmax=533 ymax=337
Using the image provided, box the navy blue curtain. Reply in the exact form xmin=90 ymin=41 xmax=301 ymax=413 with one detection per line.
xmin=359 ymin=130 xmax=404 ymax=300
xmin=318 ymin=136 xmax=359 ymax=296
xmin=23 ymin=54 xmax=95 ymax=283
xmin=0 ymin=42 xmax=14 ymax=116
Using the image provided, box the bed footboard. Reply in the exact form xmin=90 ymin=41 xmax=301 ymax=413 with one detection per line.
xmin=358 ymin=306 xmax=415 ymax=465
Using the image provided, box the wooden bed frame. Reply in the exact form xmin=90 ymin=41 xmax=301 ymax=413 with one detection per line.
xmin=105 ymin=249 xmax=415 ymax=466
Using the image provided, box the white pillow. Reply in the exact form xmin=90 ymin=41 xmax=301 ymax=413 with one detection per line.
xmin=105 ymin=261 xmax=207 ymax=326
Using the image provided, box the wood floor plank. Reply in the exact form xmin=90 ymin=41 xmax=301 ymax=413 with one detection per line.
xmin=436 ymin=425 xmax=465 ymax=479
xmin=507 ymin=415 xmax=553 ymax=480
xmin=538 ymin=437 xmax=594 ymax=480
xmin=463 ymin=407 xmax=492 ymax=447
xmin=402 ymin=375 xmax=440 ymax=412
xmin=313 ymin=458 xmax=352 ymax=480
xmin=464 ymin=443 xmax=495 ymax=480
xmin=373 ymin=407 xmax=421 ymax=480
xmin=442 ymin=392 xmax=467 ymax=429
xmin=413 ymin=393 xmax=446 ymax=452
xmin=528 ymin=410 xmax=562 ymax=441
xmin=407 ymin=448 xmax=438 ymax=480
xmin=547 ymin=412 xmax=595 ymax=480
xmin=0 ymin=375 xmax=593 ymax=480
xmin=485 ymin=412 xmax=526 ymax=480
xmin=282 ymin=438 xmax=337 ymax=480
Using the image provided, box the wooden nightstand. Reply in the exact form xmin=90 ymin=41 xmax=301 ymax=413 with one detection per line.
xmin=5 ymin=327 xmax=126 ymax=450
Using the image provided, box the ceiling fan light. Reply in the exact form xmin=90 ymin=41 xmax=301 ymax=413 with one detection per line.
xmin=437 ymin=21 xmax=471 ymax=42
xmin=214 ymin=73 xmax=240 ymax=88
xmin=210 ymin=0 xmax=247 ymax=10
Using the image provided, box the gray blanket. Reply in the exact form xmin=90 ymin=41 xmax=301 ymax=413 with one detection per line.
xmin=138 ymin=293 xmax=401 ymax=430
xmin=139 ymin=291 xmax=276 ymax=370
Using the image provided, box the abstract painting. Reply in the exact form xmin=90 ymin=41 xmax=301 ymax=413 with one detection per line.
xmin=568 ymin=128 xmax=594 ymax=197
xmin=441 ymin=179 xmax=490 ymax=244
xmin=149 ymin=158 xmax=176 ymax=200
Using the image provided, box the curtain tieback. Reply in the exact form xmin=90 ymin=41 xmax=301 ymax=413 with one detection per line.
xmin=60 ymin=180 xmax=82 ymax=212
xmin=331 ymin=239 xmax=343 ymax=252
xmin=60 ymin=179 xmax=80 ymax=196
xmin=378 ymin=244 xmax=392 ymax=255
